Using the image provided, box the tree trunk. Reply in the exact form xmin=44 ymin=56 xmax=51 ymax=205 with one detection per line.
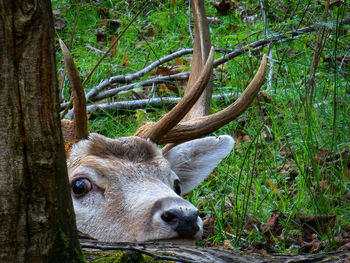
xmin=0 ymin=0 xmax=82 ymax=262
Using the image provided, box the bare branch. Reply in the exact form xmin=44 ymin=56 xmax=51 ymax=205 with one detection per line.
xmin=90 ymin=73 xmax=190 ymax=103
xmin=60 ymin=19 xmax=350 ymax=115
xmin=85 ymin=49 xmax=193 ymax=101
xmin=79 ymin=92 xmax=239 ymax=117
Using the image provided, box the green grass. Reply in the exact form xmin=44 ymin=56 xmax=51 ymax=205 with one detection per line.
xmin=53 ymin=0 xmax=350 ymax=254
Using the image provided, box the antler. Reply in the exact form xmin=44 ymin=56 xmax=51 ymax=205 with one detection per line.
xmin=134 ymin=47 xmax=214 ymax=143
xmin=183 ymin=0 xmax=213 ymax=120
xmin=135 ymin=0 xmax=267 ymax=145
xmin=134 ymin=0 xmax=214 ymax=144
xmin=154 ymin=54 xmax=267 ymax=145
xmin=59 ymin=39 xmax=88 ymax=147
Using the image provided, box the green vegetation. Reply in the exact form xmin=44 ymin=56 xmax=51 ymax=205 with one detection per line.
xmin=53 ymin=0 xmax=349 ymax=254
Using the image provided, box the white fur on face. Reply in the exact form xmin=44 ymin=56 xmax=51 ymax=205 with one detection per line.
xmin=67 ymin=134 xmax=234 ymax=242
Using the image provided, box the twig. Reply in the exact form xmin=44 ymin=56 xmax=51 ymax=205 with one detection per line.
xmin=60 ymin=19 xmax=350 ymax=114
xmin=67 ymin=92 xmax=239 ymax=119
xmin=84 ymin=34 xmax=298 ymax=105
xmin=306 ymin=0 xmax=331 ymax=106
xmin=86 ymin=49 xmax=193 ymax=101
xmin=91 ymin=72 xmax=190 ymax=102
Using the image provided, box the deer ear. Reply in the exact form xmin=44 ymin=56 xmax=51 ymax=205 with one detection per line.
xmin=164 ymin=135 xmax=234 ymax=194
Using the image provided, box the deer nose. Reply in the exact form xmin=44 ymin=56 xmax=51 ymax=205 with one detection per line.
xmin=161 ymin=208 xmax=200 ymax=237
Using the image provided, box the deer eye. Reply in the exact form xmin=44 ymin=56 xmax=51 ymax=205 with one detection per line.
xmin=72 ymin=178 xmax=92 ymax=197
xmin=174 ymin=179 xmax=181 ymax=195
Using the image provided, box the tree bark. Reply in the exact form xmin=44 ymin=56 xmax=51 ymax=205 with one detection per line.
xmin=0 ymin=0 xmax=82 ymax=262
xmin=81 ymin=239 xmax=350 ymax=263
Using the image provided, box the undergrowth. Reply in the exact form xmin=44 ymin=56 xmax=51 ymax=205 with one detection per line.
xmin=53 ymin=0 xmax=350 ymax=254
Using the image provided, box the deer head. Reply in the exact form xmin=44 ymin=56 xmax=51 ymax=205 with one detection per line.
xmin=60 ymin=0 xmax=266 ymax=242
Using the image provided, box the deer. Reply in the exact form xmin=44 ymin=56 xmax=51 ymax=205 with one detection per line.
xmin=60 ymin=0 xmax=266 ymax=243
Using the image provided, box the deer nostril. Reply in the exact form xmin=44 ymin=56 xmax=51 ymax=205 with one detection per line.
xmin=161 ymin=210 xmax=179 ymax=224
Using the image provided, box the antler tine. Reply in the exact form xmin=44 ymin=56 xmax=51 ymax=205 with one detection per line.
xmin=134 ymin=47 xmax=215 ymax=144
xmin=157 ymin=54 xmax=267 ymax=145
xmin=59 ymin=39 xmax=88 ymax=142
xmin=183 ymin=0 xmax=212 ymax=121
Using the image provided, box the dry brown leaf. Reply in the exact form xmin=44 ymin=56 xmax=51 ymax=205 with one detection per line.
xmin=223 ymin=240 xmax=235 ymax=250
xmin=296 ymin=214 xmax=336 ymax=241
xmin=122 ymin=53 xmax=130 ymax=66
xmin=267 ymin=180 xmax=274 ymax=189
xmin=110 ymin=35 xmax=117 ymax=56
xmin=311 ymin=234 xmax=321 ymax=253
xmin=265 ymin=211 xmax=283 ymax=236
xmin=155 ymin=65 xmax=180 ymax=76
xmin=243 ymin=216 xmax=260 ymax=233
xmin=174 ymin=58 xmax=184 ymax=65
xmin=202 ymin=217 xmax=215 ymax=239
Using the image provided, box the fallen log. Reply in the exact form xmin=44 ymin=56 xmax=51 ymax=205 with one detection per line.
xmin=80 ymin=238 xmax=350 ymax=263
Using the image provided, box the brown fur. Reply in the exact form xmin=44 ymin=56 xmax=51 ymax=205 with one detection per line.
xmin=86 ymin=135 xmax=158 ymax=163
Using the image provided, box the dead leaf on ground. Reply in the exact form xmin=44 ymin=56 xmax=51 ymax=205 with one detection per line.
xmin=264 ymin=211 xmax=283 ymax=236
xmin=267 ymin=179 xmax=275 ymax=189
xmin=311 ymin=234 xmax=321 ymax=253
xmin=140 ymin=25 xmax=155 ymax=37
xmin=202 ymin=217 xmax=215 ymax=239
xmin=243 ymin=216 xmax=260 ymax=233
xmin=174 ymin=58 xmax=185 ymax=65
xmin=298 ymin=233 xmax=323 ymax=253
xmin=313 ymin=148 xmax=330 ymax=165
xmin=157 ymin=83 xmax=180 ymax=95
xmin=223 ymin=240 xmax=235 ymax=250
xmin=100 ymin=19 xmax=121 ymax=32
xmin=313 ymin=148 xmax=349 ymax=167
xmin=155 ymin=65 xmax=180 ymax=76
xmin=122 ymin=53 xmax=130 ymax=66
xmin=295 ymin=214 xmax=336 ymax=241
xmin=276 ymin=161 xmax=298 ymax=181
xmin=233 ymin=129 xmax=250 ymax=146
xmin=110 ymin=35 xmax=117 ymax=56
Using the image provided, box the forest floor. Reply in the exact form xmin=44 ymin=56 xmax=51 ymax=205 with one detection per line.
xmin=53 ymin=0 xmax=350 ymax=258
